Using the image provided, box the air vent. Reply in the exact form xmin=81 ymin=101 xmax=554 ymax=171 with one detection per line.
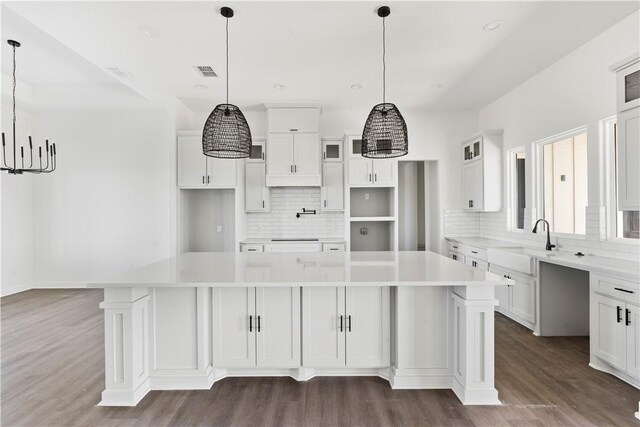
xmin=106 ymin=67 xmax=133 ymax=78
xmin=194 ymin=65 xmax=218 ymax=78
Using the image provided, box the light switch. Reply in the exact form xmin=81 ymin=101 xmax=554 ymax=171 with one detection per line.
xmin=217 ymin=225 xmax=222 ymax=232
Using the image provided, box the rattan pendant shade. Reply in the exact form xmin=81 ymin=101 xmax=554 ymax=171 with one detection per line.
xmin=202 ymin=6 xmax=251 ymax=159
xmin=361 ymin=6 xmax=408 ymax=159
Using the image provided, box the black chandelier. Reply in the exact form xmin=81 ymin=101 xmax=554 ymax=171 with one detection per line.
xmin=2 ymin=40 xmax=57 ymax=174
xmin=361 ymin=6 xmax=408 ymax=159
xmin=202 ymin=6 xmax=252 ymax=159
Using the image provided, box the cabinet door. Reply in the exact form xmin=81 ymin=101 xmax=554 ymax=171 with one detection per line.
xmin=322 ymin=163 xmax=344 ymax=211
xmin=488 ymin=267 xmax=510 ymax=312
xmin=626 ymin=303 xmax=640 ymax=378
xmin=245 ymin=163 xmax=268 ymax=212
xmin=617 ymin=107 xmax=640 ymax=211
xmin=293 ymin=133 xmax=321 ymax=176
xmin=267 ymin=134 xmax=294 ymax=176
xmin=268 ymin=108 xmax=320 ymax=133
xmin=302 ymin=287 xmax=346 ymax=367
xmin=348 ymin=159 xmax=371 ymax=186
xmin=212 ymin=287 xmax=256 ymax=367
xmin=322 ymin=139 xmax=343 ymax=162
xmin=462 ymin=161 xmax=483 ymax=210
xmin=372 ymin=160 xmax=396 ymax=186
xmin=178 ymin=135 xmax=207 ymax=188
xmin=207 ymin=158 xmax=237 ymax=187
xmin=591 ymin=293 xmax=626 ymax=371
xmin=255 ymin=287 xmax=301 ymax=367
xmin=510 ymin=274 xmax=535 ymax=324
xmin=347 ymin=136 xmax=364 ymax=158
xmin=247 ymin=138 xmax=266 ymax=163
xmin=345 ymin=287 xmax=390 ymax=367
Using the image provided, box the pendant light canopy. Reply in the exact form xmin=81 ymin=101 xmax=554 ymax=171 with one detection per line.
xmin=202 ymin=6 xmax=252 ymax=159
xmin=361 ymin=6 xmax=408 ymax=159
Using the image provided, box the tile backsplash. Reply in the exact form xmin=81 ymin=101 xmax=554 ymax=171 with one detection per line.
xmin=246 ymin=187 xmax=344 ymax=238
xmin=444 ymin=206 xmax=639 ymax=261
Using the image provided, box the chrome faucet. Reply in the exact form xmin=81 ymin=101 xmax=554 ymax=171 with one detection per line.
xmin=532 ymin=219 xmax=556 ymax=251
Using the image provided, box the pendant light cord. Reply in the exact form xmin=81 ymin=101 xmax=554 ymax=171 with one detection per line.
xmin=382 ymin=15 xmax=386 ymax=105
xmin=226 ymin=16 xmax=229 ymax=106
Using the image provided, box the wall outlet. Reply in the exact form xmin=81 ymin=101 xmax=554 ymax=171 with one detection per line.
xmin=365 ymin=193 xmax=370 ymax=200
xmin=217 ymin=225 xmax=222 ymax=232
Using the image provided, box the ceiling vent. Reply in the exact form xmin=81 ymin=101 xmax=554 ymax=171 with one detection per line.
xmin=106 ymin=67 xmax=133 ymax=78
xmin=194 ymin=65 xmax=218 ymax=78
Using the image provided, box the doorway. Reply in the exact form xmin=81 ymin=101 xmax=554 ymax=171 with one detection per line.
xmin=398 ymin=161 xmax=439 ymax=252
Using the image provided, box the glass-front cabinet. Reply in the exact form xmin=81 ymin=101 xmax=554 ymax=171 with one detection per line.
xmin=462 ymin=136 xmax=482 ymax=163
xmin=247 ymin=138 xmax=266 ymax=162
xmin=346 ymin=134 xmax=364 ymax=158
xmin=322 ymin=138 xmax=343 ymax=162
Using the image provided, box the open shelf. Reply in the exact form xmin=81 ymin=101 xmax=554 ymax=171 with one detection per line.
xmin=350 ymin=187 xmax=394 ymax=218
xmin=350 ymin=221 xmax=394 ymax=251
xmin=179 ymin=189 xmax=236 ymax=253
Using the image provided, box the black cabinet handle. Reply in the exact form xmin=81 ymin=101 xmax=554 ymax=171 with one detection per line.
xmin=614 ymin=287 xmax=634 ymax=294
xmin=339 ymin=315 xmax=343 ymax=332
xmin=249 ymin=315 xmax=253 ymax=332
xmin=471 ymin=250 xmax=478 ymax=254
xmin=323 ymin=152 xmax=326 ymax=160
xmin=369 ymin=173 xmax=372 ymax=182
xmin=452 ymin=245 xmax=458 ymax=249
xmin=257 ymin=315 xmax=261 ymax=332
xmin=294 ymin=165 xmax=297 ymax=173
xmin=262 ymin=200 xmax=265 ymax=208
xmin=617 ymin=306 xmax=622 ymax=323
xmin=207 ymin=175 xmax=210 ymax=184
xmin=202 ymin=176 xmax=205 ymax=184
xmin=374 ymin=173 xmax=377 ymax=182
xmin=348 ymin=315 xmax=352 ymax=332
xmin=290 ymin=165 xmax=293 ymax=173
xmin=626 ymin=308 xmax=631 ymax=326
xmin=290 ymin=128 xmax=298 ymax=132
xmin=470 ymin=200 xmax=474 ymax=208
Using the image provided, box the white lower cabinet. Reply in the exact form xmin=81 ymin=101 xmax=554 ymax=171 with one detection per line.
xmin=212 ymin=287 xmax=300 ymax=368
xmin=489 ymin=265 xmax=535 ymax=329
xmin=302 ymin=286 xmax=390 ymax=368
xmin=591 ymin=293 xmax=639 ymax=379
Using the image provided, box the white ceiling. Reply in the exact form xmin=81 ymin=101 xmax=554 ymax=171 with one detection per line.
xmin=2 ymin=1 xmax=639 ymax=112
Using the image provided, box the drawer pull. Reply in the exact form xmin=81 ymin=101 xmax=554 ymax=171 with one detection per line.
xmin=614 ymin=287 xmax=634 ymax=294
xmin=452 ymin=245 xmax=458 ymax=249
xmin=471 ymin=250 xmax=478 ymax=254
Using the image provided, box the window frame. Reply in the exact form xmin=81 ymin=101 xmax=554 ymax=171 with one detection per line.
xmin=603 ymin=115 xmax=640 ymax=243
xmin=532 ymin=125 xmax=588 ymax=239
xmin=506 ymin=145 xmax=526 ymax=232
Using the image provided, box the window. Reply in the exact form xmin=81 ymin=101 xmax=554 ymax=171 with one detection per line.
xmin=536 ymin=129 xmax=588 ymax=235
xmin=507 ymin=147 xmax=526 ymax=230
xmin=607 ymin=118 xmax=639 ymax=239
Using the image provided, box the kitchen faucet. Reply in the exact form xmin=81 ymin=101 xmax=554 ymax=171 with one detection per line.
xmin=532 ymin=219 xmax=556 ymax=251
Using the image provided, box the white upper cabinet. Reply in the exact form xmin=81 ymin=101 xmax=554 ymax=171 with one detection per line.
xmin=461 ymin=131 xmax=502 ymax=211
xmin=265 ymin=106 xmax=322 ymax=187
xmin=245 ymin=163 xmax=269 ymax=212
xmin=345 ymin=135 xmax=397 ymax=187
xmin=322 ymin=162 xmax=344 ymax=211
xmin=611 ymin=56 xmax=640 ymax=211
xmin=177 ymin=133 xmax=237 ymax=188
xmin=266 ymin=107 xmax=320 ymax=133
xmin=322 ymin=138 xmax=343 ymax=162
xmin=247 ymin=138 xmax=266 ymax=163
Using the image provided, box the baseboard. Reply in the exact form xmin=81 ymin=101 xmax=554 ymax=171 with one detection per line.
xmin=98 ymin=378 xmax=151 ymax=407
xmin=589 ymin=360 xmax=640 ymax=389
xmin=1 ymin=282 xmax=88 ymax=298
xmin=451 ymin=378 xmax=501 ymax=405
xmin=0 ymin=284 xmax=30 ymax=298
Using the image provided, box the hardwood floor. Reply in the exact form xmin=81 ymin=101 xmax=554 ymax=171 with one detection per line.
xmin=1 ymin=289 xmax=638 ymax=426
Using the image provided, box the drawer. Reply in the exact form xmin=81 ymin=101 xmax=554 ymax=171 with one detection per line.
xmin=591 ymin=273 xmax=639 ymax=303
xmin=323 ymin=243 xmax=345 ymax=252
xmin=264 ymin=243 xmax=322 ymax=253
xmin=465 ymin=257 xmax=489 ymax=271
xmin=241 ymin=244 xmax=263 ymax=252
xmin=465 ymin=246 xmax=488 ymax=261
xmin=448 ymin=242 xmax=465 ymax=253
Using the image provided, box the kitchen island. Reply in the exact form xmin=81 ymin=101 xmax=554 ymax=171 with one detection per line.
xmin=90 ymin=251 xmax=509 ymax=407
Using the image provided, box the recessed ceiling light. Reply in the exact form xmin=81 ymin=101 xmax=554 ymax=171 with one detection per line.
xmin=351 ymin=84 xmax=363 ymax=90
xmin=483 ymin=20 xmax=504 ymax=32
xmin=194 ymin=84 xmax=208 ymax=90
xmin=273 ymin=83 xmax=286 ymax=89
xmin=431 ymin=83 xmax=443 ymax=90
xmin=138 ymin=25 xmax=157 ymax=37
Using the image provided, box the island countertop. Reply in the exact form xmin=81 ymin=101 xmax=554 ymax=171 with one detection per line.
xmin=90 ymin=251 xmax=510 ymax=288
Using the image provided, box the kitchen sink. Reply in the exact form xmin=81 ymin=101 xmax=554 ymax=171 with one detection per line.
xmin=487 ymin=247 xmax=535 ymax=275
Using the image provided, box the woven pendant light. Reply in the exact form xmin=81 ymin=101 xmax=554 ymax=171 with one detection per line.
xmin=202 ymin=6 xmax=252 ymax=159
xmin=362 ymin=6 xmax=408 ymax=159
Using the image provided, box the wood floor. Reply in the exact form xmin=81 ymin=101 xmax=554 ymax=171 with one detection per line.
xmin=1 ymin=289 xmax=638 ymax=426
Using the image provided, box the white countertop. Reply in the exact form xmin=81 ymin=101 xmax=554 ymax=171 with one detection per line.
xmin=241 ymin=238 xmax=346 ymax=245
xmin=90 ymin=251 xmax=509 ymax=288
xmin=447 ymin=237 xmax=639 ymax=281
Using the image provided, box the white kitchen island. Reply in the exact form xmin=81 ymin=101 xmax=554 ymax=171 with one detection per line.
xmin=90 ymin=251 xmax=510 ymax=407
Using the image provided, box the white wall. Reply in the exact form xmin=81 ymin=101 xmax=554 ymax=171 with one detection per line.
xmin=0 ymin=105 xmax=35 ymax=296
xmin=28 ymin=106 xmax=175 ymax=285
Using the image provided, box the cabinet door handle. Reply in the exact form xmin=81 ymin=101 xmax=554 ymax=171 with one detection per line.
xmin=348 ymin=315 xmax=352 ymax=332
xmin=257 ymin=315 xmax=261 ymax=332
xmin=290 ymin=165 xmax=293 ymax=173
xmin=202 ymin=176 xmax=205 ymax=184
xmin=369 ymin=173 xmax=372 ymax=182
xmin=324 ymin=200 xmax=327 ymax=208
xmin=470 ymin=200 xmax=474 ymax=208
xmin=339 ymin=315 xmax=343 ymax=332
xmin=262 ymin=200 xmax=265 ymax=208
xmin=262 ymin=152 xmax=265 ymax=160
xmin=617 ymin=306 xmax=622 ymax=323
xmin=249 ymin=315 xmax=253 ymax=332
xmin=471 ymin=250 xmax=478 ymax=254
xmin=294 ymin=165 xmax=297 ymax=173
xmin=374 ymin=173 xmax=377 ymax=182
xmin=290 ymin=128 xmax=298 ymax=132
xmin=207 ymin=175 xmax=210 ymax=184
xmin=452 ymin=254 xmax=457 ymax=260
xmin=323 ymin=152 xmax=326 ymax=160
xmin=614 ymin=287 xmax=634 ymax=294
xmin=626 ymin=308 xmax=631 ymax=326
